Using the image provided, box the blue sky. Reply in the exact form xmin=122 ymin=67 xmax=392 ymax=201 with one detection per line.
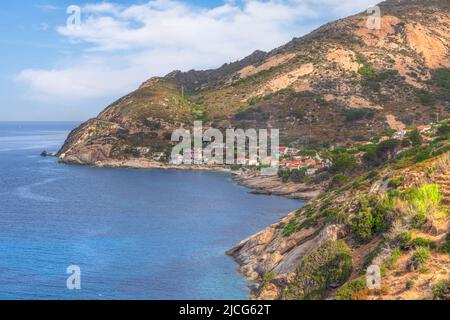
xmin=0 ymin=0 xmax=375 ymax=121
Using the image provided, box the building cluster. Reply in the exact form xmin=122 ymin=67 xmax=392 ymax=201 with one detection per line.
xmin=276 ymin=146 xmax=332 ymax=176
xmin=378 ymin=125 xmax=434 ymax=143
xmin=162 ymin=123 xmax=444 ymax=173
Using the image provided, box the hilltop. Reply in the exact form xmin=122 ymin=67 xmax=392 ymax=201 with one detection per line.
xmin=58 ymin=0 xmax=449 ymax=165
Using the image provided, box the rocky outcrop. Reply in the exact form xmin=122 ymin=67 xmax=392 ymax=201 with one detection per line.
xmin=232 ymin=171 xmax=322 ymax=200
xmin=58 ymin=119 xmax=127 ymax=165
xmin=227 ymin=214 xmax=347 ymax=293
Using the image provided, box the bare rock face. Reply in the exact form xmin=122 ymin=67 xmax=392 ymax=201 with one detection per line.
xmin=257 ymin=283 xmax=281 ymax=300
xmin=227 ymin=221 xmax=347 ymax=297
xmin=271 ymin=225 xmax=342 ymax=275
xmin=283 ymin=240 xmax=353 ymax=300
xmin=233 ymin=171 xmax=322 ymax=200
xmin=58 ymin=120 xmax=126 ymax=165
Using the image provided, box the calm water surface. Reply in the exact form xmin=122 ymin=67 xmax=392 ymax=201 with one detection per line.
xmin=0 ymin=122 xmax=302 ymax=299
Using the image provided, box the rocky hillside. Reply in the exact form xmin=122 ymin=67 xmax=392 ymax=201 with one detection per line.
xmin=228 ymin=143 xmax=450 ymax=300
xmin=58 ymin=0 xmax=450 ymax=165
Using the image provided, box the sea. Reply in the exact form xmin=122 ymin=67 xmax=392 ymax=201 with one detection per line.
xmin=0 ymin=122 xmax=302 ymax=300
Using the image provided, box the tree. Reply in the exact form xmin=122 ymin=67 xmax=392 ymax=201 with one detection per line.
xmin=331 ymin=153 xmax=357 ymax=173
xmin=363 ymin=139 xmax=402 ymax=166
xmin=376 ymin=139 xmax=402 ymax=161
xmin=408 ymin=129 xmax=423 ymax=146
xmin=290 ymin=168 xmax=306 ymax=183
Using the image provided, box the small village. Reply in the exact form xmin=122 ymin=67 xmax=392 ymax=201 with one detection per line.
xmin=229 ymin=121 xmax=446 ymax=179
xmin=162 ymin=122 xmax=446 ymax=181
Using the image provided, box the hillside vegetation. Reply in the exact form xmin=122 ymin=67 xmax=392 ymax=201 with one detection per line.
xmin=228 ymin=124 xmax=450 ymax=300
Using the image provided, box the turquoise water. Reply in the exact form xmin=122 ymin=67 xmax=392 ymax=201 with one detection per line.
xmin=0 ymin=122 xmax=302 ymax=300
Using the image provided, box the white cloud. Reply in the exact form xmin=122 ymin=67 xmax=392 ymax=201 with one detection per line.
xmin=16 ymin=65 xmax=138 ymax=100
xmin=83 ymin=2 xmax=122 ymax=14
xmin=18 ymin=0 xmax=375 ymax=104
xmin=34 ymin=4 xmax=59 ymax=11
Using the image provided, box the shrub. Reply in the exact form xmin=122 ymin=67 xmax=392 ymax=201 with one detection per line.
xmin=330 ymin=153 xmax=357 ymax=173
xmin=385 ymin=248 xmax=401 ymax=269
xmin=361 ymin=244 xmax=382 ymax=272
xmin=432 ymin=279 xmax=450 ymax=300
xmin=283 ymin=218 xmax=300 ymax=237
xmin=230 ymin=164 xmax=242 ymax=171
xmin=383 ymin=129 xmax=396 ymax=137
xmin=356 ymin=53 xmax=368 ymax=65
xmin=284 ymin=240 xmax=353 ymax=300
xmin=191 ymin=104 xmax=209 ymax=121
xmin=363 ymin=148 xmax=379 ymax=165
xmin=350 ymin=196 xmax=391 ymax=241
xmin=329 ymin=174 xmax=350 ymax=189
xmin=290 ymin=107 xmax=306 ymax=119
xmin=388 ymin=177 xmax=404 ymax=189
xmin=290 ymin=168 xmax=306 ymax=183
xmin=324 ymin=209 xmax=344 ymax=224
xmin=410 ymin=237 xmax=435 ymax=249
xmin=439 ymin=232 xmax=450 ymax=253
xmin=437 ymin=124 xmax=450 ymax=135
xmin=262 ymin=272 xmax=276 ymax=285
xmin=404 ymin=184 xmax=442 ymax=215
xmin=344 ymin=108 xmax=376 ymax=122
xmin=398 ymin=231 xmax=413 ymax=250
xmin=432 ymin=68 xmax=450 ymax=89
xmin=336 ymin=277 xmax=367 ymax=300
xmin=408 ymin=129 xmax=423 ymax=147
xmin=278 ymin=169 xmax=290 ymax=183
xmin=401 ymin=139 xmax=411 ymax=148
xmin=430 ymin=68 xmax=450 ymax=101
xmin=358 ymin=65 xmax=375 ymax=77
xmin=247 ymin=96 xmax=261 ymax=106
xmin=373 ymin=69 xmax=399 ymax=81
xmin=163 ymin=131 xmax=173 ymax=140
xmin=351 ymin=210 xmax=375 ymax=241
xmin=406 ymin=280 xmax=415 ymax=290
xmin=376 ymin=139 xmax=402 ymax=160
xmin=411 ymin=213 xmax=427 ymax=229
xmin=416 ymin=89 xmax=436 ymax=106
xmin=408 ymin=247 xmax=430 ymax=271
xmin=364 ymin=139 xmax=402 ymax=165
xmin=298 ymin=149 xmax=317 ymax=157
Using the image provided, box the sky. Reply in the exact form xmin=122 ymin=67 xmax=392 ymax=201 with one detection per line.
xmin=0 ymin=0 xmax=377 ymax=121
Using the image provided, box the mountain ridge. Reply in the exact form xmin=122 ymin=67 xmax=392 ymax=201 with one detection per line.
xmin=58 ymin=0 xmax=449 ymax=165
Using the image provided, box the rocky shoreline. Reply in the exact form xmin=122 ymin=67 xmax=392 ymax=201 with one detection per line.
xmin=74 ymin=158 xmax=231 ymax=172
xmin=232 ymin=171 xmax=322 ymax=200
xmin=225 ymin=220 xmax=348 ymax=299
